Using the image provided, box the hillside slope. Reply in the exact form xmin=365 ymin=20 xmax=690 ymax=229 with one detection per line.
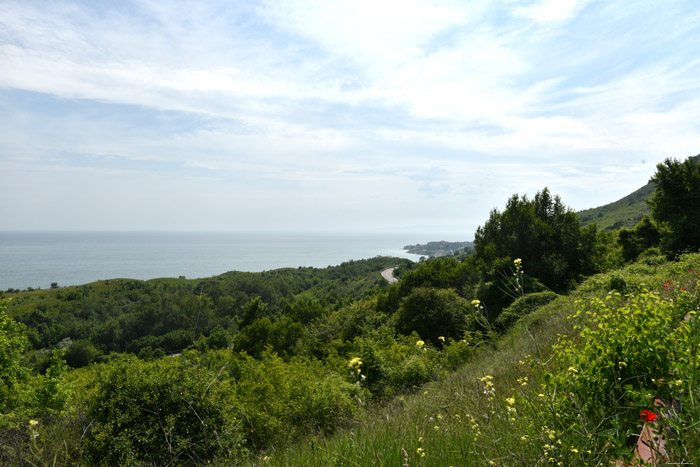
xmin=577 ymin=182 xmax=654 ymax=230
xmin=577 ymin=154 xmax=700 ymax=231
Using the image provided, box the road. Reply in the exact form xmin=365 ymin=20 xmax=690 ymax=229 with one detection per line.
xmin=381 ymin=267 xmax=398 ymax=284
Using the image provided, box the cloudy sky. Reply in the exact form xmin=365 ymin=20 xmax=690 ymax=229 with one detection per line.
xmin=1 ymin=0 xmax=699 ymax=235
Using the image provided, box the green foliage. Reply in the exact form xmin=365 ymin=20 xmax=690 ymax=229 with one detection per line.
xmin=618 ymin=214 xmax=661 ymax=261
xmin=64 ymin=339 xmax=101 ymax=368
xmin=578 ymin=181 xmax=654 ymax=230
xmin=85 ymin=354 xmax=244 ymax=466
xmin=33 ymin=349 xmax=71 ymax=413
xmin=475 ymin=187 xmax=599 ymax=293
xmin=0 ymin=299 xmax=29 ymax=414
xmin=397 ymin=287 xmax=472 ymax=346
xmin=649 ymin=155 xmax=700 ymax=254
xmin=539 ymin=278 xmax=700 ymax=462
xmin=494 ymin=291 xmax=559 ymax=330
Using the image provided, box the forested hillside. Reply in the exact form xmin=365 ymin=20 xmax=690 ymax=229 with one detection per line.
xmin=1 ymin=155 xmax=700 ymax=466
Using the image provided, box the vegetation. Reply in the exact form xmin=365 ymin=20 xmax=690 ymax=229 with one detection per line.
xmin=577 ymin=181 xmax=654 ymax=231
xmin=403 ymin=240 xmax=474 ymax=257
xmin=649 ymin=155 xmax=700 ymax=254
xmin=1 ymin=153 xmax=700 ymax=465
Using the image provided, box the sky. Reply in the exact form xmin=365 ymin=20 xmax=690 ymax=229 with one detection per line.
xmin=1 ymin=0 xmax=699 ymax=237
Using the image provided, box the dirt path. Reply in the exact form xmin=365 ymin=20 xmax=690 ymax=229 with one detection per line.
xmin=381 ymin=268 xmax=398 ymax=284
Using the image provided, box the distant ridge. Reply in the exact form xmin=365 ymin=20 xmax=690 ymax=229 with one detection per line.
xmin=577 ymin=182 xmax=654 ymax=231
xmin=577 ymin=154 xmax=700 ymax=231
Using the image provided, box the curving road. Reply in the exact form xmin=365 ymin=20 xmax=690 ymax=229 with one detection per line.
xmin=381 ymin=267 xmax=398 ymax=284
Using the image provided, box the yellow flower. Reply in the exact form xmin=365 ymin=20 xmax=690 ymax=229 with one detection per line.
xmin=348 ymin=357 xmax=362 ymax=369
xmin=417 ymin=447 xmax=424 ymax=455
xmin=416 ymin=340 xmax=425 ymax=348
xmin=506 ymin=397 xmax=516 ymax=405
xmin=433 ymin=425 xmax=440 ymax=431
xmin=418 ymin=436 xmax=423 ymax=442
xmin=263 ymin=456 xmax=271 ymax=462
xmin=29 ymin=420 xmax=38 ymax=427
xmin=520 ymin=435 xmax=528 ymax=441
xmin=570 ymin=448 xmax=579 ymax=454
xmin=471 ymin=299 xmax=481 ymax=307
xmin=513 ymin=258 xmax=522 ymax=267
xmin=438 ymin=336 xmax=445 ymax=342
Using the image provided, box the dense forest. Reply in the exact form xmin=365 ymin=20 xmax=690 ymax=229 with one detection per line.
xmin=1 ymin=155 xmax=700 ymax=465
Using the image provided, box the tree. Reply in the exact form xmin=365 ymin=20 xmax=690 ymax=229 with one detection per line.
xmin=474 ymin=187 xmax=598 ymax=292
xmin=617 ymin=215 xmax=661 ymax=261
xmin=649 ymin=155 xmax=700 ymax=254
xmin=0 ymin=299 xmax=28 ymax=414
xmin=397 ymin=287 xmax=472 ymax=345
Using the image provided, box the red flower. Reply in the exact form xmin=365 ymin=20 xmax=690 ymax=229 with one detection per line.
xmin=667 ymin=280 xmax=672 ymax=283
xmin=640 ymin=410 xmax=657 ymax=422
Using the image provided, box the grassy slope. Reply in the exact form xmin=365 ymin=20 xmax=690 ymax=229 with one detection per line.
xmin=249 ymin=253 xmax=700 ymax=466
xmin=577 ymin=154 xmax=700 ymax=231
xmin=577 ymin=182 xmax=654 ymax=231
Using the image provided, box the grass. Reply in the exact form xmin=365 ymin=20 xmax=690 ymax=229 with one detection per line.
xmin=245 ymin=252 xmax=700 ymax=466
xmin=577 ymin=182 xmax=654 ymax=231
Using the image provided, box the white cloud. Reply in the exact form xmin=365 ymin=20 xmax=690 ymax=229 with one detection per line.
xmin=509 ymin=0 xmax=592 ymax=22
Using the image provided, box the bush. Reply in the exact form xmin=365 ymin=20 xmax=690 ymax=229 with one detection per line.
xmin=494 ymin=291 xmax=559 ymax=330
xmin=85 ymin=354 xmax=244 ymax=466
xmin=397 ymin=287 xmax=471 ymax=345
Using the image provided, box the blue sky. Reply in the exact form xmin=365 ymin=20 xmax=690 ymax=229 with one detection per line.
xmin=1 ymin=0 xmax=699 ymax=236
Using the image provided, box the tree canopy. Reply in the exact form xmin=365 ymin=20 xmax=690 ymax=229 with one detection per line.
xmin=649 ymin=155 xmax=700 ymax=254
xmin=474 ymin=187 xmax=598 ymax=292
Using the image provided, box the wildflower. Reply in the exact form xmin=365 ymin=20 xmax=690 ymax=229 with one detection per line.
xmin=471 ymin=299 xmax=481 ymax=307
xmin=521 ymin=435 xmax=528 ymax=441
xmin=538 ymin=393 xmax=546 ymax=398
xmin=29 ymin=420 xmax=38 ymax=427
xmin=438 ymin=336 xmax=445 ymax=342
xmin=674 ymin=379 xmax=683 ymax=386
xmin=416 ymin=340 xmax=425 ymax=348
xmin=640 ymin=410 xmax=658 ymax=422
xmin=433 ymin=425 xmax=440 ymax=431
xmin=418 ymin=436 xmax=423 ymax=442
xmin=417 ymin=447 xmax=424 ymax=455
xmin=348 ymin=357 xmax=363 ymax=369
xmin=514 ymin=258 xmax=522 ymax=267
xmin=263 ymin=456 xmax=271 ymax=462
xmin=570 ymin=448 xmax=579 ymax=454
xmin=506 ymin=397 xmax=516 ymax=405
xmin=437 ymin=414 xmax=443 ymax=420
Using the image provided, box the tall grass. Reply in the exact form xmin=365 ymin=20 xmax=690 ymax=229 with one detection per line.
xmin=247 ymin=252 xmax=700 ymax=466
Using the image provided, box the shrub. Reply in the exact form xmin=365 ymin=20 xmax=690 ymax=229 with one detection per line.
xmin=397 ymin=287 xmax=471 ymax=345
xmin=494 ymin=291 xmax=559 ymax=330
xmin=85 ymin=354 xmax=244 ymax=466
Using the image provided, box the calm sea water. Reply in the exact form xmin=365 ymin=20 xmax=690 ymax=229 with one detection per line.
xmin=0 ymin=231 xmax=454 ymax=290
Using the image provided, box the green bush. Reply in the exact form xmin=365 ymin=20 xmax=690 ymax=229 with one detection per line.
xmin=397 ymin=287 xmax=471 ymax=345
xmin=85 ymin=354 xmax=244 ymax=466
xmin=494 ymin=291 xmax=559 ymax=330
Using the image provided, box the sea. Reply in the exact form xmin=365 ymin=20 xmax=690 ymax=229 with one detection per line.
xmin=0 ymin=231 xmax=460 ymax=291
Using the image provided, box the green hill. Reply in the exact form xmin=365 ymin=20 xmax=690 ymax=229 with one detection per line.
xmin=577 ymin=154 xmax=700 ymax=231
xmin=577 ymin=182 xmax=654 ymax=230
